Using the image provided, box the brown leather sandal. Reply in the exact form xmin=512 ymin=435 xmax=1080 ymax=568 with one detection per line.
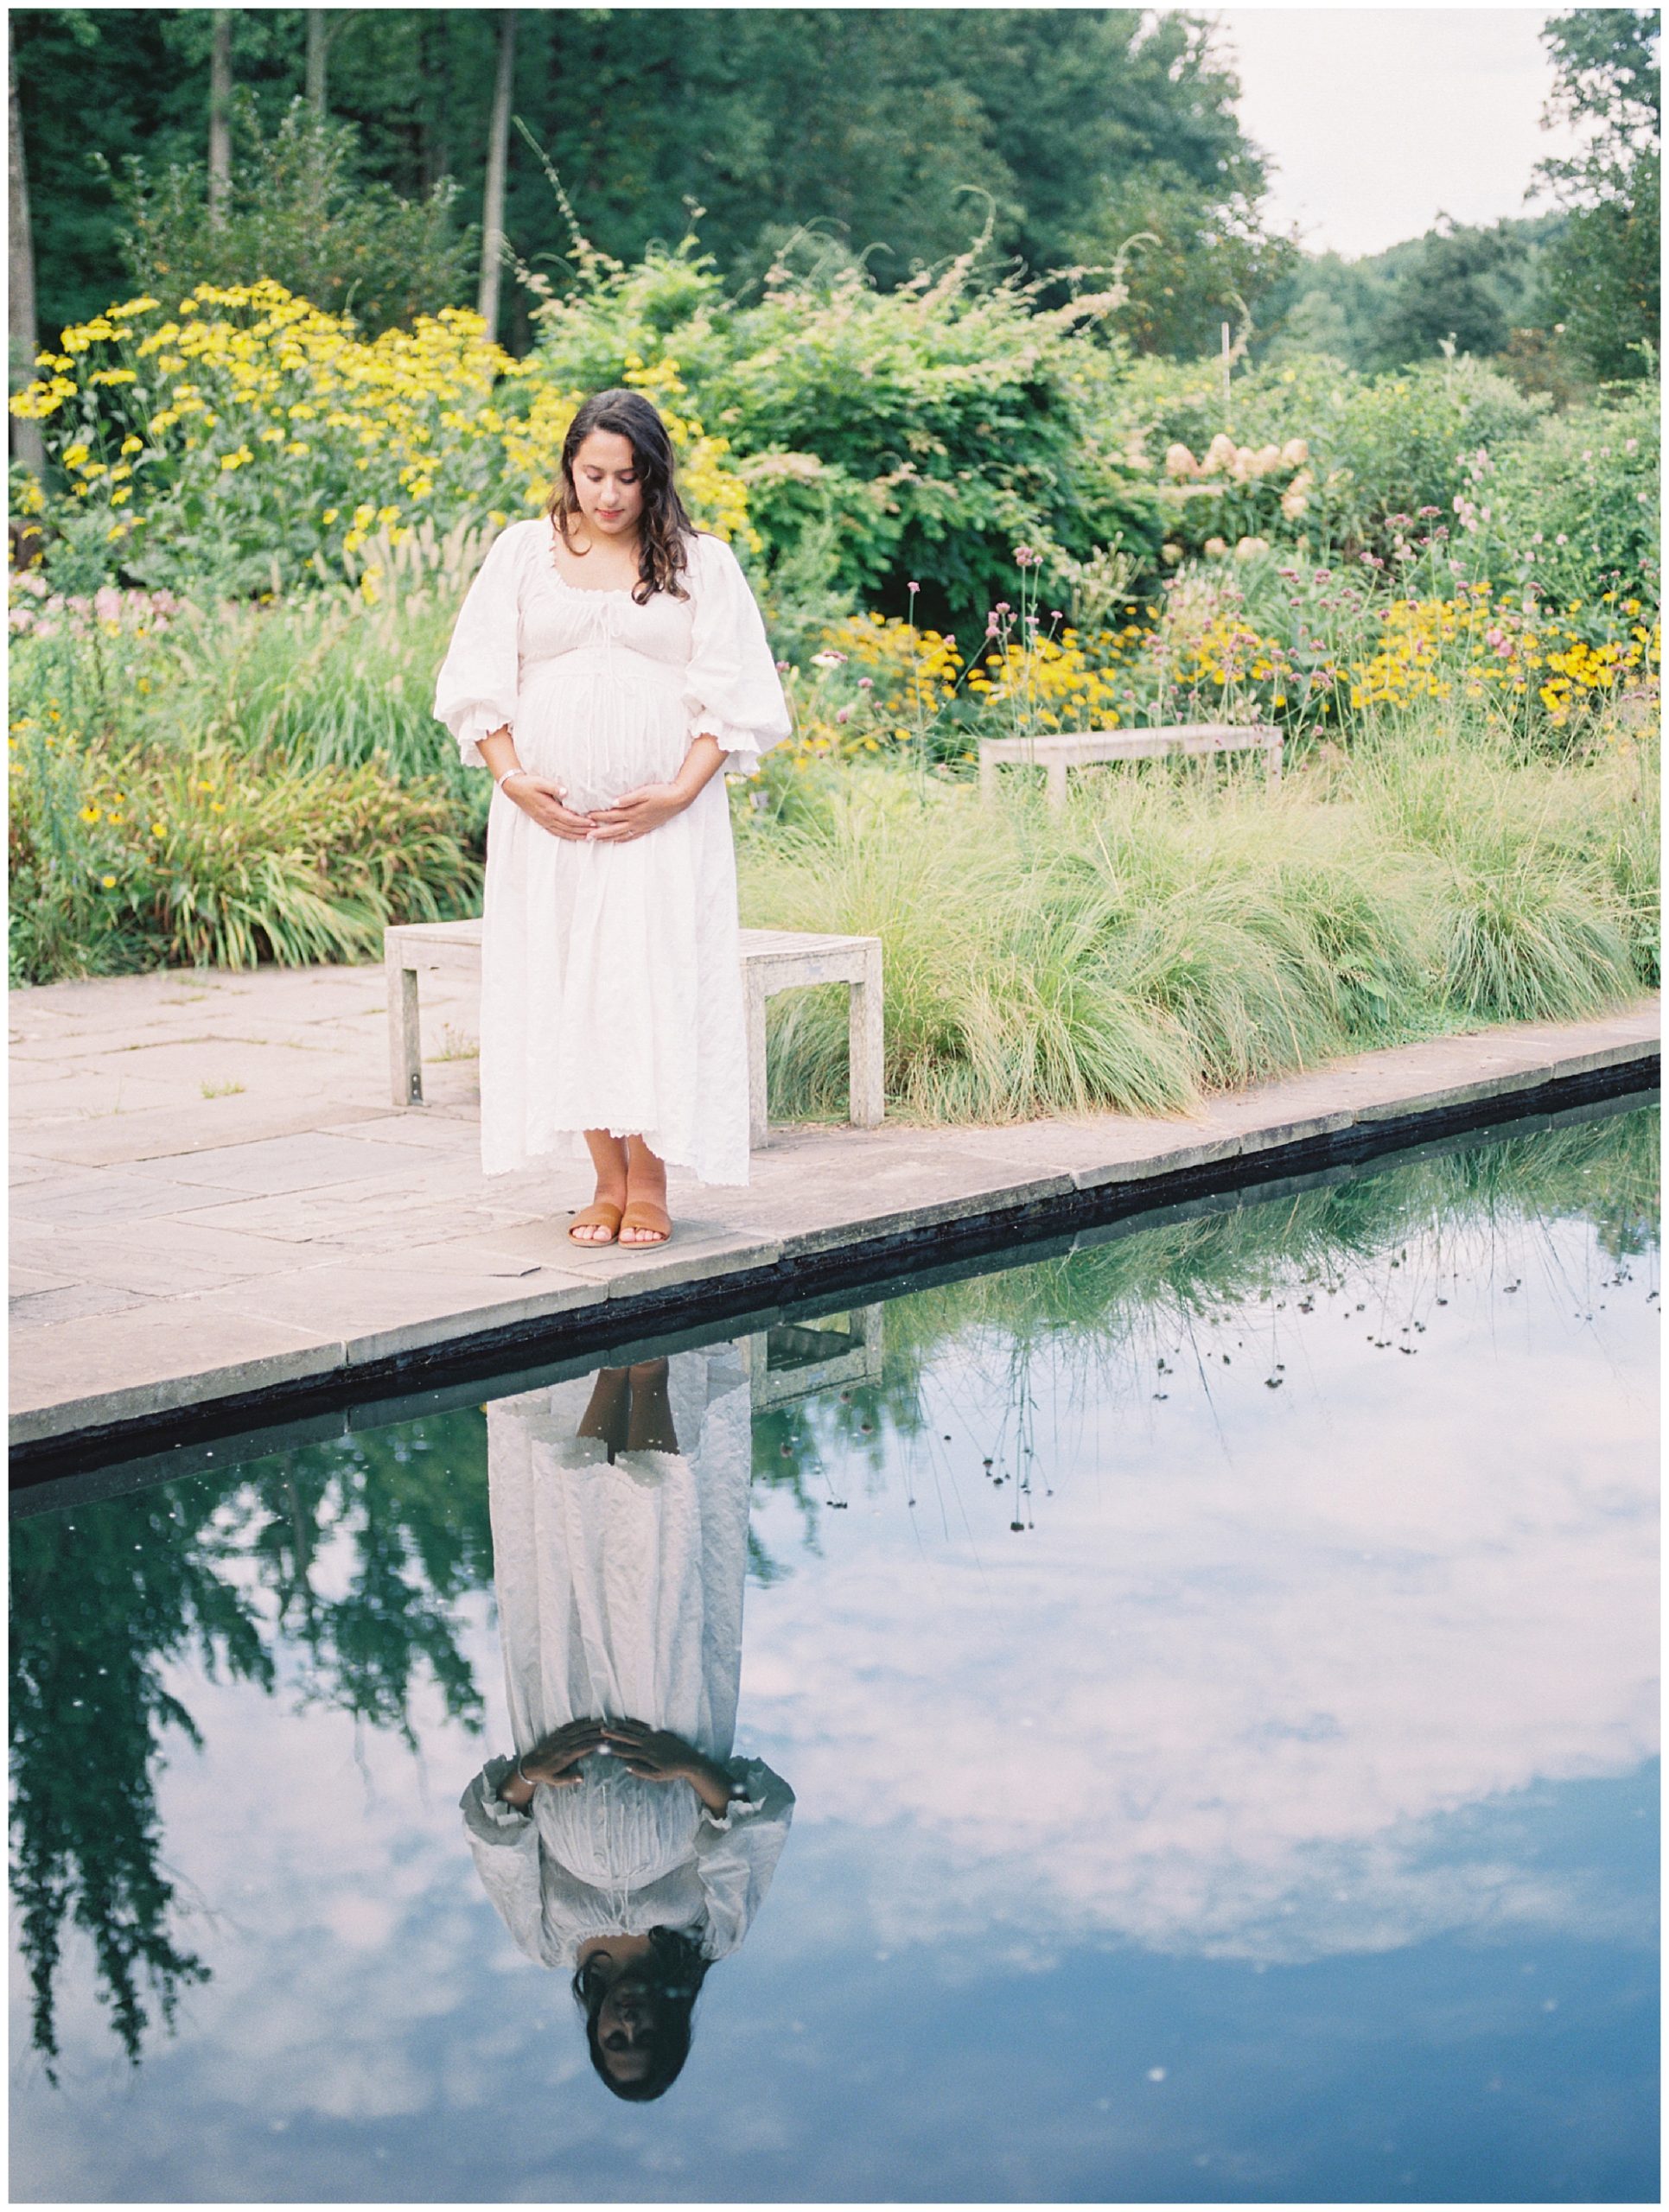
xmin=618 ymin=1199 xmax=672 ymax=1246
xmin=567 ymin=1200 xmax=623 ymax=1245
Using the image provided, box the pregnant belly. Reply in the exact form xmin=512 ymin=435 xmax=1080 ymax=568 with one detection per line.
xmin=538 ymin=1763 xmax=701 ymax=1888
xmin=518 ymin=659 xmax=689 ymax=812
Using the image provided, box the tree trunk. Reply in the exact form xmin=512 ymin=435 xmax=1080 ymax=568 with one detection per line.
xmin=477 ymin=9 xmax=515 ymax=340
xmin=8 ymin=29 xmax=46 ymax=478
xmin=420 ymin=13 xmax=449 ymax=192
xmin=305 ymin=10 xmax=328 ymax=113
xmin=207 ymin=10 xmax=232 ymax=229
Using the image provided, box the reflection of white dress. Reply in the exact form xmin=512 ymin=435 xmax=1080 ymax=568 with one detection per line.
xmin=430 ymin=521 xmax=792 ymax=1185
xmin=459 ymin=1347 xmax=794 ymax=1968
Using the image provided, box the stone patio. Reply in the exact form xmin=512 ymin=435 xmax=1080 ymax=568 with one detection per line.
xmin=9 ymin=958 xmax=1659 ymax=1452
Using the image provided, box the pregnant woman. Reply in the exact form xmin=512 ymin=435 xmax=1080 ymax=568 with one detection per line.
xmin=458 ymin=1347 xmax=794 ymax=2101
xmin=431 ymin=390 xmax=792 ymax=1243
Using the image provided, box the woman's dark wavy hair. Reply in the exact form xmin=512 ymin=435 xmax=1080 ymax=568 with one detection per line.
xmin=570 ymin=1926 xmax=711 ymax=2102
xmin=547 ymin=388 xmax=697 ymax=605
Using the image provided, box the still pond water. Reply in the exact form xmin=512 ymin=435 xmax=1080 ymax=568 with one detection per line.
xmin=10 ymin=1103 xmax=1659 ymax=2203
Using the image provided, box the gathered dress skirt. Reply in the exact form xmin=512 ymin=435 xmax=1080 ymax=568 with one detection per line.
xmin=478 ymin=639 xmax=752 ymax=1185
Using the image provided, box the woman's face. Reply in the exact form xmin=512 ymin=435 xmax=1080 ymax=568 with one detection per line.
xmin=595 ymin=1969 xmax=659 ymax=2087
xmin=569 ymin=429 xmax=645 ymax=542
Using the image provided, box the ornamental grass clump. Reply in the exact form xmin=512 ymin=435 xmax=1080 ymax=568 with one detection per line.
xmin=8 ymin=725 xmax=479 ymax=983
xmin=1339 ymin=719 xmax=1655 ymax=1021
xmin=738 ymin=713 xmax=1654 ymax=1128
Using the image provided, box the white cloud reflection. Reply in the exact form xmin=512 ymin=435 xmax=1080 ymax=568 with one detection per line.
xmin=741 ymin=1217 xmax=1658 ymax=1965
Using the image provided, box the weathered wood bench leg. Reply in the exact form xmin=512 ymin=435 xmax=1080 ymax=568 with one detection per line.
xmin=848 ymin=947 xmax=885 ymax=1128
xmin=386 ymin=950 xmax=424 ymax=1107
xmin=1046 ymin=757 xmax=1069 ymax=810
xmin=745 ymin=969 xmax=770 ymax=1151
xmin=1265 ymin=735 xmax=1283 ymax=788
xmin=853 ymin=1300 xmax=885 ymax=1382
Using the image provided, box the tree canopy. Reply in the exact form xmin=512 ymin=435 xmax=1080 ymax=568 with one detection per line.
xmin=13 ymin=6 xmax=1289 ymax=357
xmin=1532 ymin=6 xmax=1660 ymax=379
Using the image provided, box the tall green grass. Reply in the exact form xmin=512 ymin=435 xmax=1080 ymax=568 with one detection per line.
xmin=738 ymin=716 xmax=1658 ymax=1125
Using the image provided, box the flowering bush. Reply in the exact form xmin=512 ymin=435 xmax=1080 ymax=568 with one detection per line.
xmin=773 ymin=546 xmax=1659 ymax=779
xmin=9 ymin=570 xmax=183 ymax=639
xmin=7 ymin=279 xmax=752 ymax=600
xmin=1115 ymin=352 xmax=1552 ymax=567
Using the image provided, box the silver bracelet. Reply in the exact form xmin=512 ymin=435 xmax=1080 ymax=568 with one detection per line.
xmin=514 ymin=1754 xmax=535 ymax=1785
xmin=496 ymin=766 xmax=530 ymax=791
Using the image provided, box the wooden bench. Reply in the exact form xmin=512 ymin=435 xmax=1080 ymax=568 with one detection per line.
xmin=742 ymin=1306 xmax=886 ymax=1409
xmin=383 ymin=917 xmax=884 ymax=1148
xmin=978 ymin=723 xmax=1282 ymax=807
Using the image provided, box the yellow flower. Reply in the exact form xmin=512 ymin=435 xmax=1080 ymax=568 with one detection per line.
xmin=79 ymin=804 xmax=102 ymax=823
xmin=100 ymin=874 xmax=116 ymax=889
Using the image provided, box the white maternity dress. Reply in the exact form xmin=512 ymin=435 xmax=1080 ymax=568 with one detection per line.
xmin=431 ymin=522 xmax=792 ymax=1184
xmin=458 ymin=1347 xmax=795 ymax=1969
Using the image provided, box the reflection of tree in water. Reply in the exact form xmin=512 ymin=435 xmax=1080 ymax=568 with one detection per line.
xmin=9 ymin=1411 xmax=491 ymax=2078
xmin=10 ymin=1103 xmax=1655 ymax=2067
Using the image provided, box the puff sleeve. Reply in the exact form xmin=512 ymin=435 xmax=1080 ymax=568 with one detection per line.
xmin=431 ymin=522 xmax=530 ymax=767
xmin=690 ymin=1754 xmax=796 ymax=1961
xmin=680 ymin=534 xmax=793 ymax=779
xmin=459 ymin=1757 xmax=547 ymax=1964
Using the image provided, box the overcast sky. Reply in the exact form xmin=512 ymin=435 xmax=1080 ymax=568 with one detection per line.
xmin=1214 ymin=7 xmax=1583 ymax=258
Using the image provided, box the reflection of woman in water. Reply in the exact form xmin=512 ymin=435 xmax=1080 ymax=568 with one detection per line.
xmin=460 ymin=1345 xmax=793 ymax=2101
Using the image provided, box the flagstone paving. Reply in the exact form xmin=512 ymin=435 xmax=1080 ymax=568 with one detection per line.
xmin=8 ymin=959 xmax=1658 ymax=1452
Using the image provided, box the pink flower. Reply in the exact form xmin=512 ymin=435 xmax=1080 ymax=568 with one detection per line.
xmin=907 ymin=580 xmax=920 ymax=593
xmin=996 ymin=601 xmax=1010 ymax=614
xmin=857 ymin=677 xmax=874 ymax=690
xmin=835 ymin=707 xmax=851 ymax=724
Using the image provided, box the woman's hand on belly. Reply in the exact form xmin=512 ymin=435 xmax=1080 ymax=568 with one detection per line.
xmin=602 ymin=1719 xmax=736 ymax=1815
xmin=584 ymin=733 xmax=727 ymax=842
xmin=583 ymin=780 xmax=692 ymax=842
xmin=508 ymin=774 xmax=602 ymax=841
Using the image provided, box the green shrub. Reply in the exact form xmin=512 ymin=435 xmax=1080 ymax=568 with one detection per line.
xmin=108 ymin=99 xmax=475 ymax=337
xmin=1467 ymin=383 xmax=1660 ymax=618
xmin=521 ymin=228 xmax=1165 ymax=631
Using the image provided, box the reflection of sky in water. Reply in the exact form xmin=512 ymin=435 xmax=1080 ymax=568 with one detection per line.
xmin=10 ymin=1108 xmax=1659 ymax=2203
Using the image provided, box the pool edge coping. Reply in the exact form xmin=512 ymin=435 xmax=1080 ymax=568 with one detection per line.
xmin=9 ymin=1024 xmax=1659 ymax=1487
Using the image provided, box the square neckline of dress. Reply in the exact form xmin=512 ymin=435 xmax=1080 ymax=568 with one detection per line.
xmin=542 ymin=521 xmax=640 ymax=600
